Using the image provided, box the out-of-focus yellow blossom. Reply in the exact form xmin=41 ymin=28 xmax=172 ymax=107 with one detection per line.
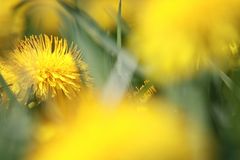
xmin=78 ymin=0 xmax=144 ymax=30
xmin=29 ymin=98 xmax=213 ymax=160
xmin=6 ymin=35 xmax=89 ymax=101
xmin=20 ymin=0 xmax=73 ymax=35
xmin=0 ymin=0 xmax=23 ymax=52
xmin=128 ymin=0 xmax=240 ymax=84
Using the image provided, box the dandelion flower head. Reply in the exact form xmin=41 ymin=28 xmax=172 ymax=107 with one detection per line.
xmin=8 ymin=35 xmax=88 ymax=100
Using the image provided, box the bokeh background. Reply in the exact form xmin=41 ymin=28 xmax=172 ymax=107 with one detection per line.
xmin=1 ymin=0 xmax=240 ymax=159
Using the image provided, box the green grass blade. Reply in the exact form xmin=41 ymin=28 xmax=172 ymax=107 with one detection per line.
xmin=117 ymin=0 xmax=122 ymax=48
xmin=0 ymin=74 xmax=20 ymax=107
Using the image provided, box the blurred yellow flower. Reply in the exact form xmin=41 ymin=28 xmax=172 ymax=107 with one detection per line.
xmin=78 ymin=0 xmax=144 ymax=30
xmin=20 ymin=0 xmax=73 ymax=35
xmin=29 ymin=98 xmax=213 ymax=160
xmin=0 ymin=0 xmax=23 ymax=52
xmin=128 ymin=0 xmax=240 ymax=84
xmin=7 ymin=35 xmax=89 ymax=100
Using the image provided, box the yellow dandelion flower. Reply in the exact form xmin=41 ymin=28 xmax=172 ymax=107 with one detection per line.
xmin=28 ymin=98 xmax=214 ymax=160
xmin=128 ymin=0 xmax=240 ymax=84
xmin=7 ymin=35 xmax=89 ymax=100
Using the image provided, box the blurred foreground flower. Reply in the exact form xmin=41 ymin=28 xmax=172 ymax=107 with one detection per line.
xmin=4 ymin=35 xmax=90 ymax=101
xmin=129 ymin=0 xmax=240 ymax=84
xmin=29 ymin=97 xmax=214 ymax=160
